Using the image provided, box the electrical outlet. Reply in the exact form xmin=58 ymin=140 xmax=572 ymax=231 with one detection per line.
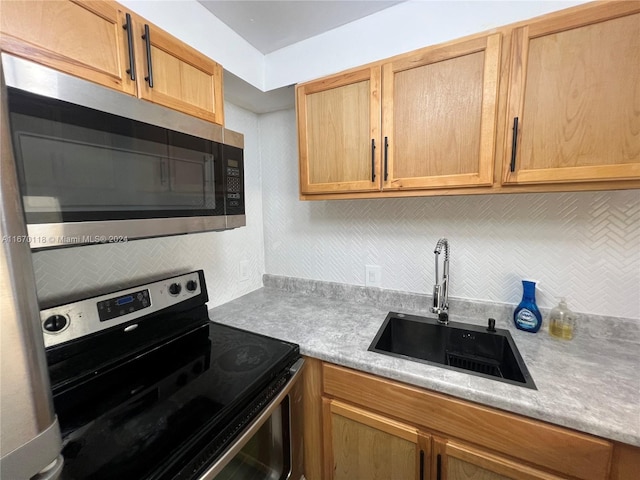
xmin=365 ymin=265 xmax=382 ymax=287
xmin=239 ymin=260 xmax=249 ymax=282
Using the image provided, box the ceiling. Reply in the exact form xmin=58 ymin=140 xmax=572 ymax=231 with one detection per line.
xmin=198 ymin=1 xmax=402 ymax=54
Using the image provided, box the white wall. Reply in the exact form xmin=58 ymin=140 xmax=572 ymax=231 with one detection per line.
xmin=264 ymin=0 xmax=587 ymax=89
xmin=259 ymin=109 xmax=640 ymax=320
xmin=32 ymin=103 xmax=265 ymax=308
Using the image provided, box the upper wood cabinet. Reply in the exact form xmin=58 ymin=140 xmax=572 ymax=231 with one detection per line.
xmin=296 ymin=2 xmax=640 ymax=199
xmin=296 ymin=34 xmax=500 ymax=195
xmin=132 ymin=17 xmax=224 ymax=124
xmin=0 ymin=0 xmax=224 ymax=125
xmin=297 ymin=67 xmax=381 ymax=194
xmin=382 ymin=34 xmax=501 ymax=190
xmin=0 ymin=0 xmax=136 ymax=95
xmin=503 ymin=2 xmax=640 ymax=185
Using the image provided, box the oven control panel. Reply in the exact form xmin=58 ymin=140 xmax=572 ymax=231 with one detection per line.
xmin=97 ymin=289 xmax=150 ymax=322
xmin=40 ymin=271 xmax=204 ymax=348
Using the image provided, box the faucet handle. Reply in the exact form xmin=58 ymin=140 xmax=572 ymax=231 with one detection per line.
xmin=432 ymin=285 xmax=441 ymax=311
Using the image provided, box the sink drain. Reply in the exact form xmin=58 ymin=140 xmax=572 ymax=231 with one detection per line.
xmin=446 ymin=352 xmax=503 ymax=378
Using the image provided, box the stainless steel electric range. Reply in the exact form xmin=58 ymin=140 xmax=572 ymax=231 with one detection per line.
xmin=40 ymin=270 xmax=304 ymax=480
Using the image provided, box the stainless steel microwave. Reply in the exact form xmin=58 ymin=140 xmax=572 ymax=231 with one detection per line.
xmin=1 ymin=54 xmax=245 ymax=250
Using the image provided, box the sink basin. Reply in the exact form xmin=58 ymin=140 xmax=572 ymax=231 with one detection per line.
xmin=369 ymin=312 xmax=536 ymax=389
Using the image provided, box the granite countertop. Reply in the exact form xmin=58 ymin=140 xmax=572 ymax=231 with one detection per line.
xmin=209 ymin=275 xmax=640 ymax=447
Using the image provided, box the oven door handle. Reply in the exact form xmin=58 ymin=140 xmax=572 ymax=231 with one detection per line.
xmin=196 ymin=357 xmax=305 ymax=480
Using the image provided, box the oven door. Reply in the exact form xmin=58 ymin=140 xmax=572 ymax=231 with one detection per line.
xmin=198 ymin=359 xmax=305 ymax=480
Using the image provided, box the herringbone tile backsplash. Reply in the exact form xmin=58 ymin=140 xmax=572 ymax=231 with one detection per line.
xmin=260 ymin=109 xmax=640 ymax=320
xmin=31 ymin=105 xmax=640 ymax=320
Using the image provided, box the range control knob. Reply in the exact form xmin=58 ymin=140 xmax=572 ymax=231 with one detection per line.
xmin=43 ymin=314 xmax=68 ymax=333
xmin=186 ymin=280 xmax=198 ymax=292
xmin=168 ymin=283 xmax=182 ymax=295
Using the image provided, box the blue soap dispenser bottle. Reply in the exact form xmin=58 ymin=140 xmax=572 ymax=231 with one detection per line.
xmin=514 ymin=280 xmax=542 ymax=333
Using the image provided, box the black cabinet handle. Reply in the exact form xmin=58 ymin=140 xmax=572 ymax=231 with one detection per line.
xmin=510 ymin=116 xmax=519 ymax=172
xmin=436 ymin=453 xmax=442 ymax=480
xmin=371 ymin=139 xmax=376 ymax=182
xmin=383 ymin=136 xmax=389 ymax=181
xmin=142 ymin=24 xmax=154 ymax=88
xmin=419 ymin=450 xmax=425 ymax=480
xmin=122 ymin=13 xmax=136 ymax=81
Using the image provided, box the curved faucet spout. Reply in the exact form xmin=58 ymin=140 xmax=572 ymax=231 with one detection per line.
xmin=434 ymin=238 xmax=450 ymax=259
xmin=431 ymin=238 xmax=450 ymax=323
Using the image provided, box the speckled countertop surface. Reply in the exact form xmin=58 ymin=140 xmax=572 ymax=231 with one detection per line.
xmin=209 ymin=276 xmax=640 ymax=447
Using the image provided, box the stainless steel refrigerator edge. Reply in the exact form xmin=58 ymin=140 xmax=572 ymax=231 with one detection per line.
xmin=1 ymin=64 xmax=63 ymax=479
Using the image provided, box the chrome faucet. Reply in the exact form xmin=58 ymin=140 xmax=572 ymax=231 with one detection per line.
xmin=431 ymin=238 xmax=450 ymax=324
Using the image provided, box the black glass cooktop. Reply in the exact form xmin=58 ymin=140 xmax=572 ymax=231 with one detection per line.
xmin=51 ymin=320 xmax=299 ymax=480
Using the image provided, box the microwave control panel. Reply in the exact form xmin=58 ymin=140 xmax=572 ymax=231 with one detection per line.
xmin=224 ymin=145 xmax=244 ymax=213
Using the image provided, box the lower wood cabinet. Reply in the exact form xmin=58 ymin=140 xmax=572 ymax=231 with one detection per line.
xmin=302 ymin=358 xmax=640 ymax=480
xmin=324 ymin=399 xmax=430 ymax=480
xmin=323 ymin=399 xmax=561 ymax=480
xmin=433 ymin=438 xmax=563 ymax=480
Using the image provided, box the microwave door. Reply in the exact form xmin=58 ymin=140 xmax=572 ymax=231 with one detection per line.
xmin=16 ymin=133 xmax=176 ymax=215
xmin=167 ymin=149 xmax=218 ymax=212
xmin=9 ymin=88 xmax=223 ymax=222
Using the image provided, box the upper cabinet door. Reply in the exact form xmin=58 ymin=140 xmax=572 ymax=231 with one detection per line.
xmin=503 ymin=3 xmax=640 ymax=185
xmin=0 ymin=0 xmax=136 ymax=95
xmin=133 ymin=17 xmax=224 ymax=125
xmin=382 ymin=34 xmax=501 ymax=190
xmin=297 ymin=67 xmax=382 ymax=194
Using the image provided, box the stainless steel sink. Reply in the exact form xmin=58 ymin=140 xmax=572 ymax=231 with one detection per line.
xmin=369 ymin=312 xmax=536 ymax=389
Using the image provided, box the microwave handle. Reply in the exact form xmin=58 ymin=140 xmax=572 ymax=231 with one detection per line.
xmin=204 ymin=154 xmax=214 ymax=190
xmin=160 ymin=158 xmax=168 ymax=186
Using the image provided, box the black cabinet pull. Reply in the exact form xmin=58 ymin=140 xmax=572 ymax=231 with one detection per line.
xmin=371 ymin=139 xmax=376 ymax=182
xmin=510 ymin=116 xmax=519 ymax=172
xmin=419 ymin=450 xmax=425 ymax=480
xmin=383 ymin=136 xmax=389 ymax=181
xmin=436 ymin=453 xmax=442 ymax=480
xmin=142 ymin=24 xmax=154 ymax=88
xmin=122 ymin=13 xmax=136 ymax=81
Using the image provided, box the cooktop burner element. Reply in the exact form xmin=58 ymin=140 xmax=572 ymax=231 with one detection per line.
xmin=43 ymin=270 xmax=300 ymax=480
xmin=216 ymin=344 xmax=270 ymax=372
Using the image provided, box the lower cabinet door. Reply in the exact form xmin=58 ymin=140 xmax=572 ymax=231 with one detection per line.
xmin=434 ymin=439 xmax=564 ymax=480
xmin=324 ymin=398 xmax=430 ymax=480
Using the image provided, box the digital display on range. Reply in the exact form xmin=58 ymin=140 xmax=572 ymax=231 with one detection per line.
xmin=116 ymin=295 xmax=133 ymax=306
xmin=97 ymin=289 xmax=150 ymax=322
